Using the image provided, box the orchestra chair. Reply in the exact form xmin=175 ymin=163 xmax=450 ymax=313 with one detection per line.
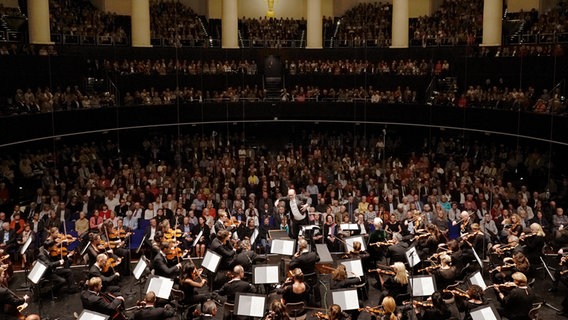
xmin=171 ymin=288 xmax=198 ymax=320
xmin=529 ymin=303 xmax=543 ymax=320
xmin=32 ymin=279 xmax=56 ymax=301
xmin=285 ymin=301 xmax=306 ymax=320
xmin=352 ymin=282 xmax=368 ymax=301
xmin=222 ymin=302 xmax=235 ymax=320
xmin=394 ymin=293 xmax=411 ymax=306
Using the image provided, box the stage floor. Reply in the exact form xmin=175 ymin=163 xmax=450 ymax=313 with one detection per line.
xmin=8 ymin=262 xmax=568 ymax=320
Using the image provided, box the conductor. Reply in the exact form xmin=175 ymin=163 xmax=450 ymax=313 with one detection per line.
xmin=275 ymin=189 xmax=311 ymax=239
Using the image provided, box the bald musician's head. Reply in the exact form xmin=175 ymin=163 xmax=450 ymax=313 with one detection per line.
xmin=298 ymin=239 xmax=308 ymax=251
xmin=145 ymin=291 xmax=157 ymax=304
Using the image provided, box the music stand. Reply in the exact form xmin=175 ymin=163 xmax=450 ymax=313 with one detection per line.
xmin=136 ymin=235 xmax=146 ymax=254
xmin=471 ymin=247 xmax=484 ymax=268
xmin=469 ymin=304 xmax=501 ymax=320
xmin=132 ymin=257 xmax=149 ymax=299
xmin=18 ymin=235 xmax=33 ymax=290
xmin=250 ymin=228 xmax=259 ymax=247
xmin=268 ymin=230 xmax=289 ymax=240
xmin=253 ymin=264 xmax=280 ymax=284
xmin=28 ymin=260 xmax=48 ymax=318
xmin=234 ymin=293 xmax=267 ymax=317
xmin=77 ymin=310 xmax=110 ymax=320
xmin=344 ymin=235 xmax=367 ymax=251
xmin=202 ymin=250 xmax=222 ymax=273
xmin=145 ymin=275 xmax=174 ymax=300
xmin=340 ymin=259 xmax=364 ymax=278
xmin=332 ymin=288 xmax=360 ymax=310
xmin=405 ymin=246 xmax=421 ymax=267
xmin=468 ymin=271 xmax=487 ymax=291
xmin=410 ymin=275 xmax=436 ymax=297
xmin=271 ymin=239 xmax=296 ymax=256
xmin=192 ymin=230 xmax=204 ymax=248
xmin=316 ymin=244 xmax=333 ymax=263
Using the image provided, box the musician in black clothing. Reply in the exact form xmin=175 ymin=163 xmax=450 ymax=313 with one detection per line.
xmin=80 ymin=277 xmax=125 ymax=317
xmin=180 ymin=264 xmax=209 ymax=307
xmin=0 ymin=270 xmax=29 ymax=320
xmin=411 ymin=291 xmax=456 ymax=320
xmin=331 ymin=264 xmax=363 ymax=289
xmin=131 ymin=291 xmax=176 ymax=320
xmin=231 ymin=239 xmax=265 ymax=273
xmin=37 ymin=244 xmax=76 ymax=295
xmin=216 ymin=265 xmax=256 ymax=303
xmin=152 ymin=242 xmax=182 ymax=278
xmin=210 ymin=230 xmax=236 ymax=289
xmin=88 ymin=253 xmax=121 ymax=294
xmin=385 ymin=233 xmax=409 ymax=265
xmin=520 ymin=223 xmax=546 ymax=266
xmin=495 ymin=272 xmax=535 ymax=320
xmin=289 ymin=238 xmax=321 ymax=306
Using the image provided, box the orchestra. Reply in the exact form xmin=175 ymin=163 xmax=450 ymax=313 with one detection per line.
xmin=1 ymin=186 xmax=562 ymax=320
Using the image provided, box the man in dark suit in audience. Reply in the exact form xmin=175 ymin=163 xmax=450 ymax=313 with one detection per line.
xmin=81 ymin=277 xmax=124 ymax=316
xmin=152 ymin=243 xmax=181 ymax=278
xmin=132 ymin=291 xmax=176 ymax=320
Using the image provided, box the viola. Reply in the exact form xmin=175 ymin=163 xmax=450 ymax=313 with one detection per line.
xmin=102 ymin=257 xmax=121 ymax=273
xmin=165 ymin=246 xmax=187 ymax=261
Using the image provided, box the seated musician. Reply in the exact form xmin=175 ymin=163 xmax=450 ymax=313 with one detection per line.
xmin=416 ymin=224 xmax=443 ymax=258
xmin=328 ymin=304 xmax=351 ymax=320
xmin=460 ymin=284 xmax=487 ymax=320
xmin=231 ymin=239 xmax=265 ymax=273
xmin=460 ymin=223 xmax=486 ymax=259
xmin=289 ymin=238 xmax=321 ymax=307
xmin=266 ymin=300 xmax=289 ymax=320
xmin=376 ymin=296 xmax=396 ymax=320
xmin=376 ymin=262 xmax=408 ymax=305
xmin=385 ymin=233 xmax=409 ymax=265
xmin=0 ymin=222 xmax=17 ymax=255
xmin=152 ymin=242 xmax=182 ymax=278
xmin=331 ymin=264 xmax=363 ymax=290
xmin=277 ymin=268 xmax=308 ymax=312
xmin=87 ymin=233 xmax=122 ymax=266
xmin=368 ymin=217 xmax=389 ymax=266
xmin=80 ymin=277 xmax=125 ymax=317
xmin=491 ymin=252 xmax=530 ymax=284
xmin=410 ymin=291 xmax=457 ymax=320
xmin=180 ymin=264 xmax=209 ymax=307
xmin=88 ymin=253 xmax=121 ymax=294
xmin=429 ymin=254 xmax=457 ymax=290
xmin=216 ymin=264 xmax=256 ymax=320
xmin=40 ymin=229 xmax=78 ymax=293
xmin=215 ymin=212 xmax=237 ymax=234
xmin=143 ymin=218 xmax=159 ymax=258
xmin=453 ymin=211 xmax=472 ymax=237
xmin=102 ymin=220 xmax=131 ymax=275
xmin=235 ymin=218 xmax=257 ymax=244
xmin=520 ymin=223 xmax=546 ymax=266
xmin=495 ymin=272 xmax=535 ymax=320
xmin=344 ymin=241 xmax=370 ymax=261
xmin=199 ymin=300 xmax=218 ymax=320
xmin=131 ymin=291 xmax=176 ymax=320
xmin=210 ymin=229 xmax=236 ymax=289
xmin=0 ymin=266 xmax=29 ymax=318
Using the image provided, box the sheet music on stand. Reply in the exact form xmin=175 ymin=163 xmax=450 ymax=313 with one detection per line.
xmin=340 ymin=223 xmax=359 ymax=231
xmin=234 ymin=293 xmax=267 ymax=317
xmin=405 ymin=246 xmax=421 ymax=267
xmin=80 ymin=241 xmax=92 ymax=256
xmin=28 ymin=260 xmax=48 ymax=284
xmin=253 ymin=264 xmax=280 ymax=284
xmin=77 ymin=310 xmax=110 ymax=320
xmin=202 ymin=250 xmax=222 ymax=273
xmin=340 ymin=259 xmax=364 ymax=278
xmin=192 ymin=230 xmax=204 ymax=247
xmin=470 ymin=304 xmax=501 ymax=320
xmin=332 ymin=289 xmax=360 ymax=310
xmin=468 ymin=271 xmax=487 ymax=291
xmin=410 ymin=275 xmax=436 ymax=297
xmin=250 ymin=228 xmax=259 ymax=245
xmin=471 ymin=247 xmax=484 ymax=268
xmin=268 ymin=230 xmax=290 ymax=240
xmin=145 ymin=276 xmax=174 ymax=299
xmin=344 ymin=235 xmax=367 ymax=251
xmin=271 ymin=239 xmax=296 ymax=256
xmin=133 ymin=257 xmax=148 ymax=280
xmin=21 ymin=235 xmax=33 ymax=255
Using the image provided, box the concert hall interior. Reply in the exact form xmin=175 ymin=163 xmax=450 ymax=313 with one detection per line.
xmin=2 ymin=0 xmax=568 ymax=320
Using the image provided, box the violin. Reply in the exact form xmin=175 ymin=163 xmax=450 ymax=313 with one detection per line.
xmin=49 ymin=234 xmax=76 ymax=257
xmin=368 ymin=268 xmax=396 ymax=275
xmin=313 ymin=312 xmax=329 ymax=319
xmin=370 ymin=240 xmax=394 ymax=247
xmin=412 ymin=301 xmax=434 ymax=308
xmin=102 ymin=257 xmax=121 ymax=273
xmin=417 ymin=265 xmax=441 ymax=273
xmin=165 ymin=246 xmax=187 ymax=261
xmin=442 ymin=289 xmax=470 ymax=299
xmin=484 ymin=282 xmax=518 ymax=290
xmin=411 ymin=233 xmax=430 ymax=242
xmin=224 ymin=217 xmax=241 ymax=228
xmin=358 ymin=306 xmax=385 ymax=314
xmin=488 ymin=263 xmax=516 ymax=273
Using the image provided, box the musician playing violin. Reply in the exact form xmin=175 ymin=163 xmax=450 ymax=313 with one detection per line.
xmin=491 ymin=252 xmax=530 ymax=284
xmin=152 ymin=242 xmax=182 ymax=278
xmin=331 ymin=264 xmax=363 ymax=290
xmin=416 ymin=224 xmax=443 ymax=259
xmin=37 ymin=241 xmax=77 ymax=295
xmin=88 ymin=253 xmax=121 ymax=295
xmin=81 ymin=277 xmax=125 ymax=317
xmin=180 ymin=264 xmax=209 ymax=307
xmin=0 ymin=266 xmax=29 ymax=320
xmin=429 ymin=254 xmax=457 ymax=290
xmin=131 ymin=291 xmax=176 ymax=320
xmin=495 ymin=272 xmax=536 ymax=320
xmin=375 ymin=262 xmax=408 ymax=305
xmin=101 ymin=220 xmax=131 ymax=275
xmin=460 ymin=285 xmax=487 ymax=320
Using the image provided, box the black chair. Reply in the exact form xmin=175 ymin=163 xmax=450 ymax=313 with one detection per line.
xmin=395 ymin=292 xmax=411 ymax=306
xmin=285 ymin=301 xmax=306 ymax=320
xmin=223 ymin=302 xmax=235 ymax=320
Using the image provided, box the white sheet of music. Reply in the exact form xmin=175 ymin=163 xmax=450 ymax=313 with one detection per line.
xmin=146 ymin=276 xmax=174 ymax=299
xmin=78 ymin=310 xmax=110 ymax=320
xmin=332 ymin=289 xmax=359 ymax=310
xmin=250 ymin=228 xmax=259 ymax=245
xmin=469 ymin=271 xmax=487 ymax=290
xmin=405 ymin=246 xmax=421 ymax=267
xmin=470 ymin=305 xmax=500 ymax=320
xmin=133 ymin=258 xmax=148 ymax=280
xmin=471 ymin=247 xmax=483 ymax=267
xmin=202 ymin=250 xmax=222 ymax=273
xmin=192 ymin=230 xmax=204 ymax=247
xmin=341 ymin=259 xmax=364 ymax=277
xmin=21 ymin=235 xmax=33 ymax=255
xmin=253 ymin=265 xmax=280 ymax=284
xmin=344 ymin=235 xmax=367 ymax=251
xmin=235 ymin=294 xmax=266 ymax=317
xmin=411 ymin=276 xmax=436 ymax=296
xmin=28 ymin=260 xmax=47 ymax=284
xmin=271 ymin=239 xmax=295 ymax=256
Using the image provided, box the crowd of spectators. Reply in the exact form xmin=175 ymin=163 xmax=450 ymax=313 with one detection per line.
xmin=100 ymin=59 xmax=258 ymax=76
xmin=332 ymin=2 xmax=392 ymax=47
xmin=0 ymin=44 xmax=58 ymax=56
xmin=284 ymin=59 xmax=450 ymax=76
xmin=150 ymin=0 xmax=208 ymax=45
xmin=239 ymin=17 xmax=306 ymax=46
xmin=409 ymin=0 xmax=483 ymax=47
xmin=48 ymin=0 xmax=128 ymax=43
xmin=431 ymin=81 xmax=567 ymax=114
xmin=280 ymin=85 xmax=417 ymax=104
